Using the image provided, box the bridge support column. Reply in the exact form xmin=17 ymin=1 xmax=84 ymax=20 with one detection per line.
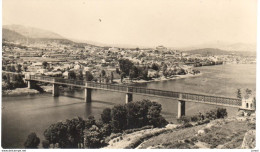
xmin=177 ymin=100 xmax=186 ymax=118
xmin=126 ymin=93 xmax=133 ymax=104
xmin=85 ymin=83 xmax=92 ymax=103
xmin=125 ymin=87 xmax=133 ymax=104
xmin=53 ymin=84 xmax=59 ymax=97
xmin=28 ymin=80 xmax=36 ymax=89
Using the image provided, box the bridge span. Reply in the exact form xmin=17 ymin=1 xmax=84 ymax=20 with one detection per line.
xmin=21 ymin=74 xmax=247 ymax=118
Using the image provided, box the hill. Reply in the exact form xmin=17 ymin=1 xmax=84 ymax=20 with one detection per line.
xmin=184 ymin=48 xmax=230 ymax=56
xmin=2 ymin=28 xmax=28 ymax=43
xmin=3 ymin=24 xmax=64 ymax=39
xmin=2 ymin=25 xmax=74 ymax=45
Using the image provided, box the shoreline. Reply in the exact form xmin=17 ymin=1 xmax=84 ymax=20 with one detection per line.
xmin=113 ymin=73 xmax=202 ymax=84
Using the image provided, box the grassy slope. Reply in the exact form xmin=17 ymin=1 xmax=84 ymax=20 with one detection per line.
xmin=138 ymin=118 xmax=252 ymax=149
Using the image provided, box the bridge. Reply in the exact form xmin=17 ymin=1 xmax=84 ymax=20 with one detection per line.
xmin=19 ymin=74 xmax=249 ymax=118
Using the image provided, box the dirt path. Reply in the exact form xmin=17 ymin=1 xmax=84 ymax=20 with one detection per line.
xmin=103 ymin=124 xmax=178 ymax=149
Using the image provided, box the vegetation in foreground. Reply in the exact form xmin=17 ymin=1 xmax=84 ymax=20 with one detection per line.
xmin=24 ymin=99 xmax=168 ymax=148
xmin=138 ymin=109 xmax=255 ymax=149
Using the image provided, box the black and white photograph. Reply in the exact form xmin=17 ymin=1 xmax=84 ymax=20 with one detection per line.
xmin=1 ymin=0 xmax=258 ymax=150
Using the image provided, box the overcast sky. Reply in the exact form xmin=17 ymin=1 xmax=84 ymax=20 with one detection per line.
xmin=2 ymin=0 xmax=257 ymax=47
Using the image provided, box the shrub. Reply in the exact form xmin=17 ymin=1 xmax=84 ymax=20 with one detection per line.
xmin=42 ymin=140 xmax=50 ymax=149
xmin=216 ymin=108 xmax=227 ymax=118
xmin=111 ymin=105 xmax=127 ymax=132
xmin=101 ymin=108 xmax=112 ymax=124
xmin=84 ymin=125 xmax=106 ymax=148
xmin=44 ymin=117 xmax=85 ymax=148
xmin=24 ymin=132 xmax=40 ymax=148
xmin=177 ymin=116 xmax=191 ymax=124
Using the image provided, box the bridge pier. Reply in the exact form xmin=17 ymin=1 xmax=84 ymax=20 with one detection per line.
xmin=85 ymin=83 xmax=92 ymax=102
xmin=126 ymin=93 xmax=133 ymax=104
xmin=177 ymin=100 xmax=186 ymax=118
xmin=53 ymin=84 xmax=59 ymax=97
xmin=28 ymin=80 xmax=36 ymax=89
xmin=125 ymin=87 xmax=133 ymax=104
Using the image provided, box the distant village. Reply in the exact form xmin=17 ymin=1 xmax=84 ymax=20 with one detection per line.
xmin=2 ymin=39 xmax=256 ymax=85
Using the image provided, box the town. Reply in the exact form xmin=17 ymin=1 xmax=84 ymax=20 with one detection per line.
xmin=2 ymin=38 xmax=256 ymax=89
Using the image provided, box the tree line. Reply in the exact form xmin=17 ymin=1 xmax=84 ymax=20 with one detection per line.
xmin=24 ymin=99 xmax=168 ymax=148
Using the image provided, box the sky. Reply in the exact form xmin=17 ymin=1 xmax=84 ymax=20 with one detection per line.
xmin=2 ymin=0 xmax=257 ymax=47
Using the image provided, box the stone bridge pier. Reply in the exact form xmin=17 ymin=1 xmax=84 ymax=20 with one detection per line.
xmin=27 ymin=80 xmax=36 ymax=89
xmin=53 ymin=83 xmax=59 ymax=97
xmin=178 ymin=93 xmax=186 ymax=119
xmin=125 ymin=87 xmax=133 ymax=104
xmin=85 ymin=83 xmax=92 ymax=102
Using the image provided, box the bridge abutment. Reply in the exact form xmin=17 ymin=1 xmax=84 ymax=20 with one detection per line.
xmin=85 ymin=83 xmax=92 ymax=102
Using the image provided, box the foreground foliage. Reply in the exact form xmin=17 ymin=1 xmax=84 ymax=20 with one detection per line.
xmin=41 ymin=99 xmax=167 ymax=148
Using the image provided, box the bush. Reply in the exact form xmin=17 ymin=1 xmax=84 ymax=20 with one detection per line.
xmin=43 ymin=117 xmax=85 ymax=148
xmin=84 ymin=125 xmax=106 ymax=148
xmin=101 ymin=108 xmax=112 ymax=124
xmin=42 ymin=140 xmax=50 ymax=148
xmin=177 ymin=116 xmax=191 ymax=124
xmin=24 ymin=132 xmax=40 ymax=148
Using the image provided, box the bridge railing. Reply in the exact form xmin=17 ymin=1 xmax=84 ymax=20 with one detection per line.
xmin=128 ymin=86 xmax=180 ymax=98
xmin=87 ymin=82 xmax=128 ymax=92
xmin=30 ymin=75 xmax=54 ymax=82
xmin=182 ymin=93 xmax=242 ymax=106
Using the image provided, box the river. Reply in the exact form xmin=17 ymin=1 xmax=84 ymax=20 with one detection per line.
xmin=1 ymin=64 xmax=256 ymax=148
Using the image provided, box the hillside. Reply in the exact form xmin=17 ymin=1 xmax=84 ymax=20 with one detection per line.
xmin=2 ymin=28 xmax=28 ymax=43
xmin=3 ymin=24 xmax=63 ymax=39
xmin=2 ymin=25 xmax=74 ymax=45
xmin=185 ymin=48 xmax=230 ymax=56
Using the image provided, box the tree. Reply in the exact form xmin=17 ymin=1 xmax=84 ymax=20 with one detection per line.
xmin=85 ymin=71 xmax=94 ymax=81
xmin=68 ymin=71 xmax=77 ymax=80
xmin=101 ymin=108 xmax=112 ymax=124
xmin=101 ymin=70 xmax=106 ymax=77
xmin=118 ymin=59 xmax=134 ymax=75
xmin=110 ymin=71 xmax=114 ymax=83
xmin=151 ymin=63 xmax=160 ymax=71
xmin=84 ymin=125 xmax=105 ymax=148
xmin=78 ymin=70 xmax=84 ymax=80
xmin=120 ymin=72 xmax=126 ymax=83
xmin=16 ymin=64 xmax=22 ymax=72
xmin=44 ymin=117 xmax=86 ymax=148
xmin=85 ymin=116 xmax=96 ymax=129
xmin=42 ymin=140 xmax=50 ymax=148
xmin=237 ymin=89 xmax=242 ymax=99
xmin=111 ymin=105 xmax=127 ymax=132
xmin=252 ymin=97 xmax=256 ymax=109
xmin=24 ymin=132 xmax=40 ymax=148
xmin=245 ymin=88 xmax=252 ymax=99
xmin=116 ymin=68 xmax=120 ymax=74
xmin=42 ymin=61 xmax=48 ymax=69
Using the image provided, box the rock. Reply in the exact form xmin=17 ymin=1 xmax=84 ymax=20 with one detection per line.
xmin=236 ymin=117 xmax=247 ymax=121
xmin=241 ymin=130 xmax=255 ymax=149
xmin=198 ymin=129 xmax=205 ymax=135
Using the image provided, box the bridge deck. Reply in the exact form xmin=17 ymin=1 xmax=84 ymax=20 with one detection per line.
xmin=24 ymin=75 xmax=242 ymax=108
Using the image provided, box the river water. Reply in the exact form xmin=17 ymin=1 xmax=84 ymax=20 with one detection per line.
xmin=1 ymin=64 xmax=256 ymax=148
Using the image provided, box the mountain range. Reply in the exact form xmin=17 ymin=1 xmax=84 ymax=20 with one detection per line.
xmin=2 ymin=24 xmax=256 ymax=55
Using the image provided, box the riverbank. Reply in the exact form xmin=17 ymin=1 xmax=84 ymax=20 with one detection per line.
xmin=2 ymin=86 xmax=53 ymax=97
xmin=113 ymin=73 xmax=202 ymax=84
